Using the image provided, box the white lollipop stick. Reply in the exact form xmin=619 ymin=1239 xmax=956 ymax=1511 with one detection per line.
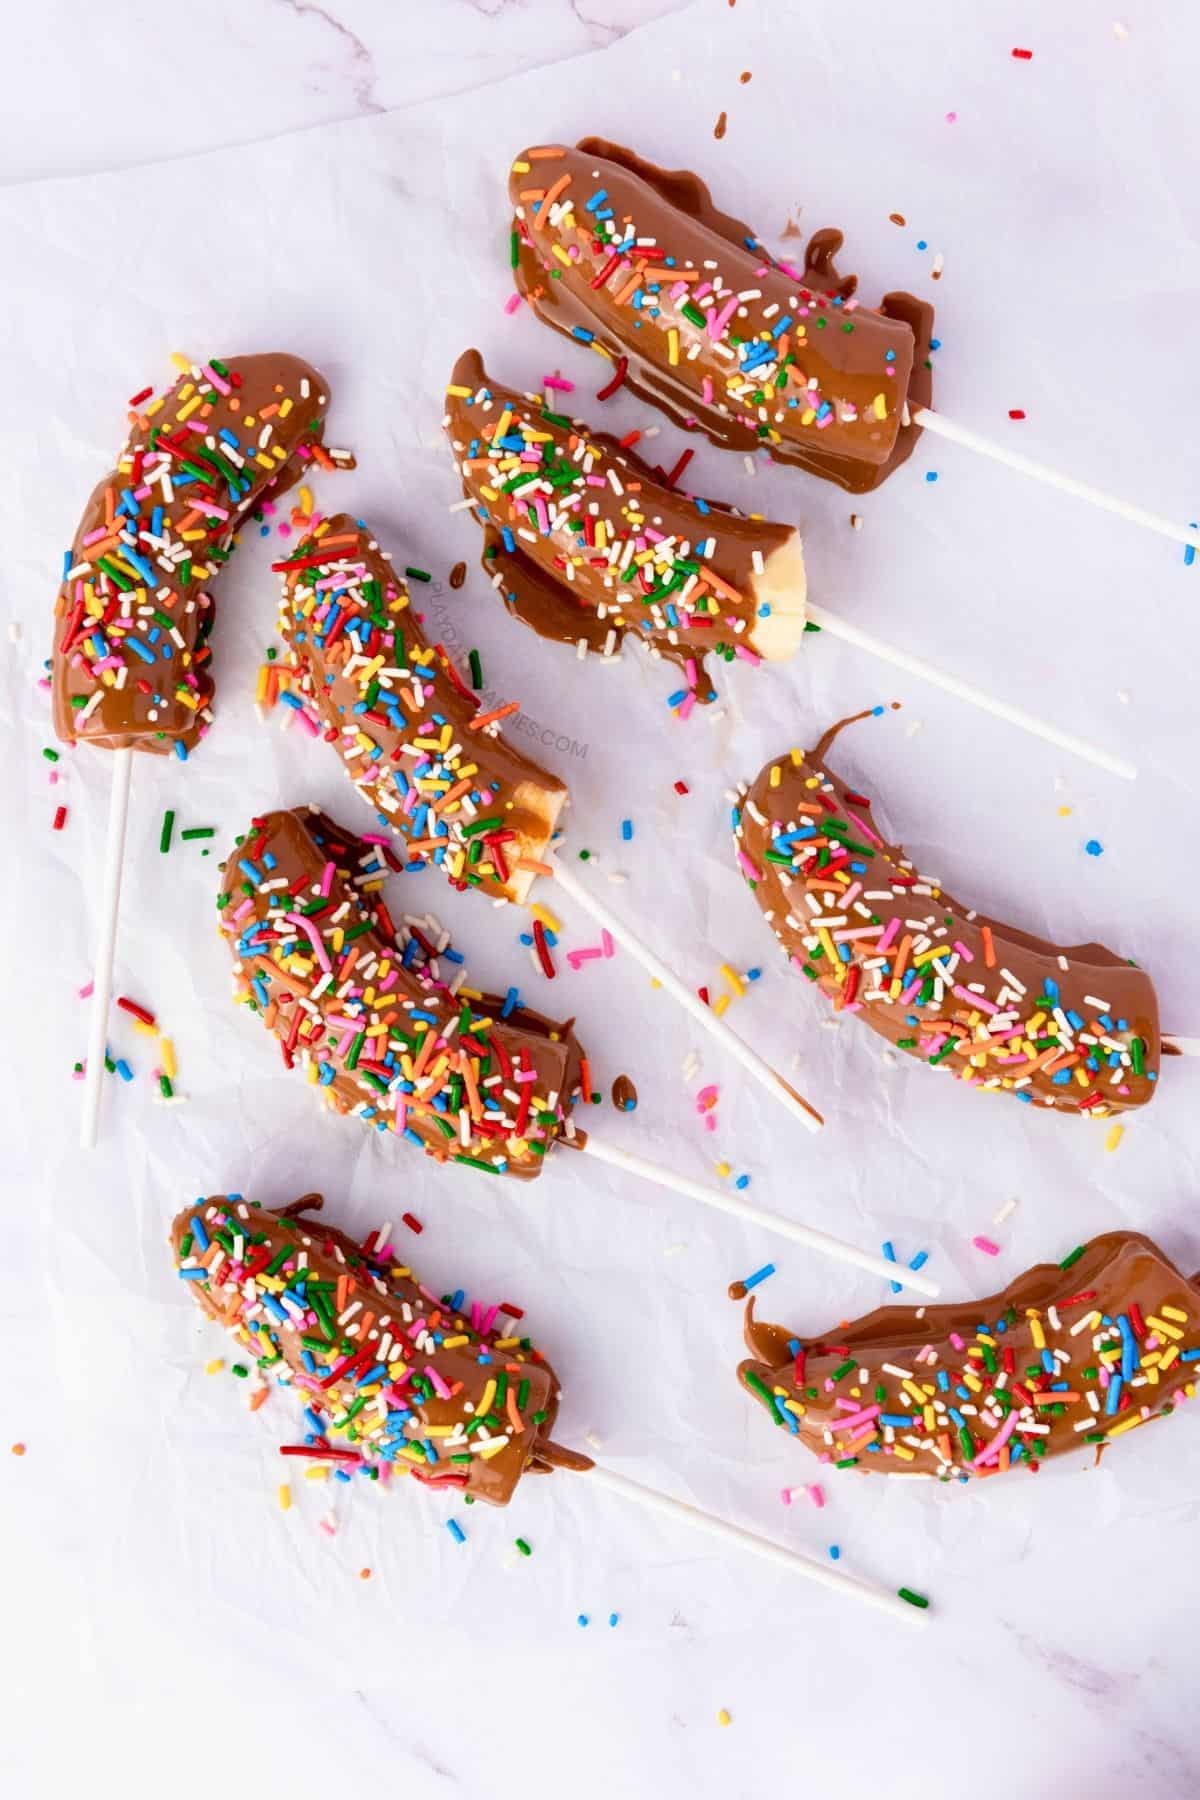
xmin=586 ymin=1465 xmax=927 ymax=1623
xmin=913 ymin=407 xmax=1200 ymax=553
xmin=549 ymin=852 xmax=823 ymax=1136
xmin=579 ymin=1132 xmax=939 ymax=1295
xmin=1163 ymin=1035 xmax=1200 ymax=1057
xmin=80 ymin=747 xmax=133 ymax=1149
xmin=806 ymin=602 xmax=1135 ymax=780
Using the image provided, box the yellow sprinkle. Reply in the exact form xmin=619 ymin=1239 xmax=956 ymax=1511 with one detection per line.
xmin=715 ymin=1162 xmax=731 ymax=1179
xmin=278 ymin=1484 xmax=292 ymax=1511
xmin=1057 ymin=805 xmax=1073 ymax=817
xmin=170 ymin=351 xmax=193 ymax=370
xmin=299 ymin=486 xmax=314 ymax=517
xmin=712 ymin=994 xmax=731 ymax=1018
xmin=446 ymin=384 xmax=474 ymax=398
xmin=1105 ymin=1125 xmax=1124 ymax=1153
xmin=159 ymin=1037 xmax=177 ymax=1081
xmin=1105 ymin=1410 xmax=1144 ymax=1438
xmin=717 ymin=1710 xmax=732 ymax=1728
xmin=1161 ymin=1304 xmax=1189 ymax=1323
xmin=872 ymin=393 xmax=888 ymax=420
xmin=205 ymin=1359 xmax=224 ymax=1376
xmin=305 ymin=1465 xmax=329 ymax=1482
xmin=552 ymin=243 xmax=573 ymax=267
xmin=1146 ymin=1315 xmax=1184 ymax=1342
xmin=531 ymin=902 xmax=562 ymax=934
xmin=668 ymin=328 xmax=680 ymax=366
xmin=720 ymin=963 xmax=745 ymax=999
xmin=891 ymin=1444 xmax=916 ymax=1462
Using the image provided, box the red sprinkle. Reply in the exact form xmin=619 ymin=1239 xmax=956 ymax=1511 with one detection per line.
xmin=673 ymin=780 xmax=689 ymax=795
xmin=128 ymin=386 xmax=154 ymax=408
xmin=596 ymin=355 xmax=629 ymax=402
xmin=532 ymin=918 xmax=556 ymax=980
xmin=499 ymin=1301 xmax=525 ymax=1320
xmin=117 ymin=996 xmax=157 ymax=1027
xmin=698 ymin=985 xmax=711 ymax=1007
xmin=1008 ymin=409 xmax=1026 ymax=420
xmin=402 ymin=1212 xmax=423 ymax=1235
xmin=662 ymin=448 xmax=695 ymax=489
xmin=1012 ymin=46 xmax=1033 ymax=58
xmin=52 ymin=806 xmax=67 ymax=831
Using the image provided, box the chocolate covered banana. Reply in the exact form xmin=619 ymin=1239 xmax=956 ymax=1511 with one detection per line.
xmin=173 ymin=1192 xmax=591 ymax=1503
xmin=738 ymin=1233 xmax=1200 ymax=1481
xmin=53 ymin=354 xmax=346 ymax=755
xmin=732 ymin=715 xmax=1159 ymax=1114
xmin=219 ymin=805 xmax=586 ymax=1179
xmin=509 ymin=139 xmax=934 ymax=494
xmin=444 ymin=348 xmax=807 ymax=705
xmin=274 ymin=513 xmax=567 ymax=903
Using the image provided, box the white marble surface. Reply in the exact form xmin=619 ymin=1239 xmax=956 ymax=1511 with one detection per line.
xmin=5 ymin=2 xmax=1200 ymax=1794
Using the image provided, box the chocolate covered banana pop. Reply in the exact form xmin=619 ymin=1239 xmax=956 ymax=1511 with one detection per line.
xmin=738 ymin=1232 xmax=1200 ymax=1481
xmin=219 ymin=805 xmax=586 ymax=1179
xmin=173 ymin=1192 xmax=590 ymax=1503
xmin=732 ymin=715 xmax=1159 ymax=1114
xmin=510 ymin=140 xmax=934 ymax=494
xmin=274 ymin=514 xmax=567 ymax=902
xmin=445 ymin=347 xmax=807 ymax=705
xmin=53 ymin=354 xmax=344 ymax=755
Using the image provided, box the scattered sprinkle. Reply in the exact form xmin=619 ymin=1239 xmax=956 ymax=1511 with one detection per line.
xmin=973 ymin=1236 xmax=1001 ymax=1256
xmin=717 ymin=1709 xmax=732 ymax=1728
xmin=828 ymin=1545 xmax=841 ymax=1560
xmin=714 ymin=111 xmax=728 ymax=140
xmin=673 ymin=780 xmax=689 ymax=796
xmin=278 ymin=1484 xmax=291 ymax=1510
xmin=925 ymin=471 xmax=938 ymax=484
xmin=11 ymin=1443 xmax=26 ymax=1457
xmin=577 ymin=1613 xmax=590 ymax=1627
xmin=515 ymin=1537 xmax=532 ymax=1557
xmin=160 ymin=809 xmax=175 ymax=853
xmin=1011 ymin=47 xmax=1033 ymax=60
xmin=52 ymin=805 xmax=67 ymax=831
xmin=1105 ymin=1124 xmax=1125 ymax=1153
xmin=1085 ymin=839 xmax=1104 ymax=857
xmin=447 ymin=1518 xmax=466 ymax=1543
xmin=402 ymin=1212 xmax=423 ymax=1234
xmin=621 ymin=818 xmax=633 ymax=841
xmin=359 ymin=1568 xmax=371 ymax=1580
xmin=993 ymin=1197 xmax=1019 ymax=1226
xmin=898 ymin=1588 xmax=929 ymax=1610
xmin=1008 ymin=409 xmax=1026 ymax=421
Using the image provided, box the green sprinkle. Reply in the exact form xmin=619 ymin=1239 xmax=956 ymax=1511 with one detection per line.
xmin=1059 ymin=1245 xmax=1086 ymax=1271
xmin=159 ymin=1075 xmax=173 ymax=1099
xmin=468 ymin=649 xmax=483 ymax=689
xmin=232 ymin=1364 xmax=249 ymax=1379
xmin=510 ymin=229 xmax=520 ymax=269
xmin=405 ymin=566 xmax=431 ymax=583
xmin=897 ymin=1587 xmax=929 ymax=1610
xmin=831 ymin=1358 xmax=856 ymax=1383
xmin=181 ymin=827 xmax=216 ymax=841
xmin=743 ymin=1369 xmax=776 ymax=1411
xmin=515 ymin=1538 xmax=532 ymax=1557
xmin=1131 ymin=1037 xmax=1145 ymax=1076
xmin=159 ymin=810 xmax=175 ymax=854
xmin=43 ymin=747 xmax=60 ymax=763
xmin=834 ymin=1456 xmax=859 ymax=1469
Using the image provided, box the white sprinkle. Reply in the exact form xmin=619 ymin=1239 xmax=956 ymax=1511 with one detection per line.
xmin=993 ymin=1197 xmax=1019 ymax=1226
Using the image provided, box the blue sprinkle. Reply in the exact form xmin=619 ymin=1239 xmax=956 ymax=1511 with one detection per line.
xmin=908 ymin=1250 xmax=929 ymax=1273
xmin=577 ymin=1614 xmax=590 ymax=1627
xmin=114 ymin=1059 xmax=133 ymax=1083
xmin=446 ymin=1519 xmax=466 ymax=1544
xmin=734 ymin=1174 xmax=750 ymax=1191
xmin=747 ymin=968 xmax=761 ymax=981
xmin=882 ymin=1239 xmax=901 ymax=1294
xmin=609 ymin=1613 xmax=620 ymax=1627
xmin=930 ymin=337 xmax=942 ymax=350
xmin=621 ymin=819 xmax=633 ymax=841
xmin=828 ymin=1545 xmax=841 ymax=1561
xmin=1085 ymin=839 xmax=1104 ymax=857
xmin=572 ymin=326 xmax=595 ymax=343
xmin=916 ymin=239 xmax=928 ymax=251
xmin=740 ymin=1262 xmax=775 ymax=1292
xmin=925 ymin=471 xmax=939 ymax=483
xmin=1185 ymin=524 xmax=1197 ymax=568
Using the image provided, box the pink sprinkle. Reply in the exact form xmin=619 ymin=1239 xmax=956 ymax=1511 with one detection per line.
xmin=566 ymin=945 xmax=604 ymax=970
xmin=703 ymin=1114 xmax=718 ymax=1133
xmin=808 ymin=1484 xmax=825 ymax=1508
xmin=780 ymin=1487 xmax=793 ymax=1506
xmin=600 ymin=930 xmax=615 ymax=958
xmin=504 ymin=292 xmax=522 ymax=315
xmin=320 ymin=861 xmax=335 ymax=898
xmin=543 ymin=375 xmax=574 ymax=392
xmin=78 ymin=980 xmax=95 ymax=1000
xmin=973 ymin=1236 xmax=1001 ymax=1256
xmin=318 ymin=1517 xmax=337 ymax=1537
xmin=696 ymin=1085 xmax=719 ymax=1106
xmin=949 ymin=1332 xmax=966 ymax=1350
xmin=945 ymin=111 xmax=957 ymax=123
xmin=677 ymin=693 xmax=696 ymax=722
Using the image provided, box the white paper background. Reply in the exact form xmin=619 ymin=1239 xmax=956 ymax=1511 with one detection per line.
xmin=4 ymin=4 xmax=1200 ymax=1794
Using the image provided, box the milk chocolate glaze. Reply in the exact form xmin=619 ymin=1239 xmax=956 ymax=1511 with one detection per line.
xmin=738 ymin=1232 xmax=1200 ymax=1481
xmin=445 ymin=348 xmax=804 ymax=702
xmin=52 ymin=354 xmax=347 ymax=755
xmin=510 ymin=140 xmax=934 ymax=493
xmin=172 ymin=1192 xmax=592 ymax=1504
xmin=218 ymin=805 xmax=588 ymax=1179
xmin=276 ymin=512 xmax=567 ymax=904
xmin=732 ymin=713 xmax=1159 ymax=1115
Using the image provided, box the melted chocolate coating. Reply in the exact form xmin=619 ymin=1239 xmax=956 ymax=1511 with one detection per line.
xmin=172 ymin=1193 xmax=591 ymax=1504
xmin=218 ymin=805 xmax=587 ymax=1180
xmin=510 ymin=140 xmax=934 ymax=493
xmin=52 ymin=354 xmax=342 ymax=754
xmin=733 ymin=715 xmax=1159 ymax=1114
xmin=275 ymin=513 xmax=567 ymax=904
xmin=444 ymin=348 xmax=804 ymax=701
xmin=738 ymin=1232 xmax=1200 ymax=1481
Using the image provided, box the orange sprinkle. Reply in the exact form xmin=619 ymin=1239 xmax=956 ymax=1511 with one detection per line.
xmin=249 ymin=1387 xmax=269 ymax=1412
xmin=11 ymin=1442 xmax=26 ymax=1456
xmin=468 ymin=701 xmax=521 ymax=732
xmin=532 ymin=172 xmax=572 ymax=227
xmin=981 ymin=925 xmax=996 ymax=968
